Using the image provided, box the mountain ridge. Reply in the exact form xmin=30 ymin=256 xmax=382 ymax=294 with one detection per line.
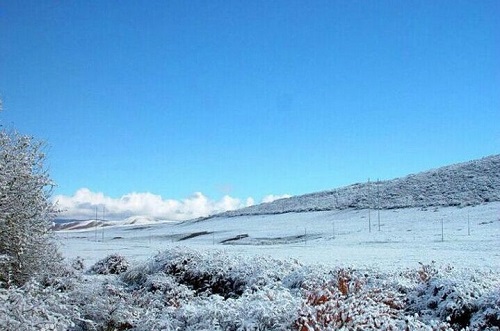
xmin=212 ymin=154 xmax=500 ymax=218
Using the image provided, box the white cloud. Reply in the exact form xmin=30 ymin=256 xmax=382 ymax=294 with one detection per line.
xmin=53 ymin=189 xmax=293 ymax=221
xmin=245 ymin=197 xmax=255 ymax=207
xmin=53 ymin=188 xmax=253 ymax=221
xmin=261 ymin=194 xmax=292 ymax=203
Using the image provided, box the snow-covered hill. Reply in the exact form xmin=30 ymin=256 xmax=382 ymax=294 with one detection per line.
xmin=57 ymin=202 xmax=500 ymax=271
xmin=52 ymin=216 xmax=168 ymax=231
xmin=215 ymin=154 xmax=500 ymax=218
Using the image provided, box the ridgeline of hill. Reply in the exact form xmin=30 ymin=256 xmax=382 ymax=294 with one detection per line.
xmin=214 ymin=155 xmax=500 ymax=218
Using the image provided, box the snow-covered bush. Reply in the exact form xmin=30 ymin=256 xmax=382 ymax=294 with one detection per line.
xmin=469 ymin=288 xmax=500 ymax=330
xmin=0 ymin=130 xmax=61 ymax=287
xmin=406 ymin=263 xmax=500 ymax=330
xmin=124 ymin=248 xmax=305 ymax=329
xmin=73 ymin=247 xmax=304 ymax=330
xmin=123 ymin=247 xmax=302 ymax=299
xmin=172 ymin=285 xmax=300 ymax=331
xmin=88 ymin=253 xmax=129 ymax=275
xmin=71 ymin=256 xmax=85 ymax=271
xmin=0 ymin=247 xmax=498 ymax=330
xmin=68 ymin=277 xmax=138 ymax=331
xmin=294 ymin=268 xmax=446 ymax=330
xmin=0 ymin=280 xmax=78 ymax=331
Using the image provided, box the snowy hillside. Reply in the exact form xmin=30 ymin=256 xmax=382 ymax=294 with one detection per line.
xmin=216 ymin=155 xmax=500 ymax=218
xmin=52 ymin=216 xmax=168 ymax=231
xmin=57 ymin=202 xmax=500 ymax=271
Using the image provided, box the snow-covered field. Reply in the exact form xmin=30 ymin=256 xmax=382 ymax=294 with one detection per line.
xmin=57 ymin=202 xmax=500 ymax=272
xmin=2 ymin=203 xmax=499 ymax=330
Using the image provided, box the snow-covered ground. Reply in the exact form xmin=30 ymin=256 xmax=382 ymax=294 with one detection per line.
xmin=57 ymin=202 xmax=500 ymax=272
xmin=2 ymin=202 xmax=497 ymax=330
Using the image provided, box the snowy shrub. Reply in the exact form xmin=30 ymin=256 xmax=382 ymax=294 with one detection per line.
xmin=68 ymin=275 xmax=139 ymax=331
xmin=295 ymin=271 xmax=461 ymax=330
xmin=71 ymin=256 xmax=85 ymax=271
xmin=406 ymin=264 xmax=500 ymax=330
xmin=0 ymin=130 xmax=61 ymax=287
xmin=124 ymin=247 xmax=301 ymax=299
xmin=125 ymin=271 xmax=195 ymax=308
xmin=469 ymin=289 xmax=500 ymax=330
xmin=0 ymin=247 xmax=498 ymax=330
xmin=0 ymin=280 xmax=78 ymax=331
xmin=70 ymin=248 xmax=305 ymax=330
xmin=293 ymin=268 xmax=436 ymax=330
xmin=281 ymin=264 xmax=333 ymax=291
xmin=88 ymin=253 xmax=129 ymax=275
xmin=173 ymin=286 xmax=299 ymax=331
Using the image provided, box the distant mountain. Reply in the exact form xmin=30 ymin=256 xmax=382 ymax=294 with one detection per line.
xmin=52 ymin=216 xmax=165 ymax=231
xmin=214 ymin=155 xmax=500 ymax=218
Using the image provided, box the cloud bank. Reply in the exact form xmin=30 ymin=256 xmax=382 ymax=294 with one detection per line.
xmin=53 ymin=188 xmax=290 ymax=221
xmin=261 ymin=194 xmax=292 ymax=203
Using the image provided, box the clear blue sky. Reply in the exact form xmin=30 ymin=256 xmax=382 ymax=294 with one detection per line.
xmin=1 ymin=1 xmax=499 ymax=203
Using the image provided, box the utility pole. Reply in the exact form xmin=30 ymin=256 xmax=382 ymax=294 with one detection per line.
xmin=102 ymin=206 xmax=105 ymax=241
xmin=441 ymin=218 xmax=444 ymax=242
xmin=368 ymin=178 xmax=371 ymax=233
xmin=467 ymin=211 xmax=470 ymax=236
xmin=94 ymin=207 xmax=98 ymax=242
xmin=377 ymin=178 xmax=381 ymax=231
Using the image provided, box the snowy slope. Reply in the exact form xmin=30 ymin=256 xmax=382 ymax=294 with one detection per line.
xmin=57 ymin=202 xmax=500 ymax=271
xmin=52 ymin=216 xmax=169 ymax=231
xmin=215 ymin=154 xmax=500 ymax=217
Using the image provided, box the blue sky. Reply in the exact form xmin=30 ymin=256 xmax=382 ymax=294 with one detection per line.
xmin=1 ymin=1 xmax=499 ymax=219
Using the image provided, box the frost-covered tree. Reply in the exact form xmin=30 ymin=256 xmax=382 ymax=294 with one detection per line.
xmin=0 ymin=129 xmax=60 ymax=287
